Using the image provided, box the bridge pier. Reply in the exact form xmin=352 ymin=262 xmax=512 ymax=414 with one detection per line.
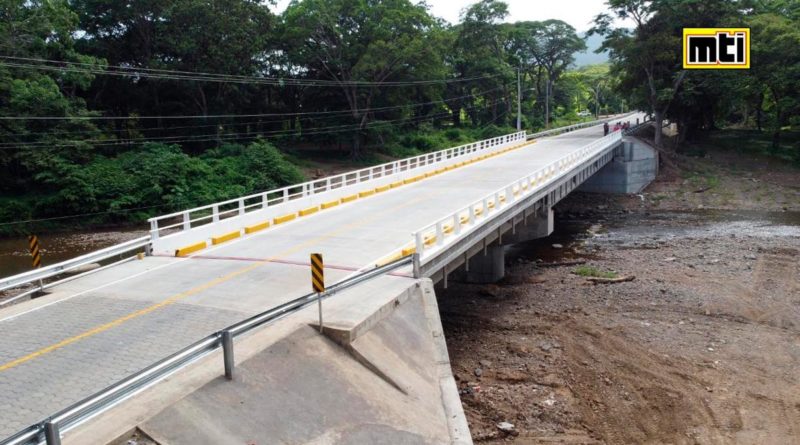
xmin=459 ymin=243 xmax=505 ymax=284
xmin=453 ymin=207 xmax=554 ymax=284
xmin=501 ymin=207 xmax=554 ymax=245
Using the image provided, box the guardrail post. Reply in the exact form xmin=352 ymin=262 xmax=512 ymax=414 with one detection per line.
xmin=149 ymin=220 xmax=160 ymax=241
xmin=415 ymin=232 xmax=423 ymax=256
xmin=453 ymin=214 xmax=461 ymax=235
xmin=182 ymin=212 xmax=191 ymax=231
xmin=222 ymin=330 xmax=234 ymax=380
xmin=44 ymin=421 xmax=61 ymax=445
xmin=212 ymin=205 xmax=220 ymax=222
xmin=469 ymin=205 xmax=476 ymax=224
xmin=283 ymin=188 xmax=289 ymax=203
xmin=435 ymin=222 xmax=443 ymax=246
xmin=262 ymin=193 xmax=269 ymax=209
xmin=412 ymin=253 xmax=421 ymax=279
xmin=238 ymin=200 xmax=245 ymax=216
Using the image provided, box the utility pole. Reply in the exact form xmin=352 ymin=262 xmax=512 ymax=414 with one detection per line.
xmin=595 ymin=84 xmax=600 ymax=118
xmin=516 ymin=68 xmax=521 ymax=131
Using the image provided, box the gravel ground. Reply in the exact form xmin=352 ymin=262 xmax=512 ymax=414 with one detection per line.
xmin=440 ymin=145 xmax=800 ymax=444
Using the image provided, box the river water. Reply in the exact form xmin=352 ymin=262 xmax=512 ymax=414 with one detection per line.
xmin=0 ymin=228 xmax=147 ymax=278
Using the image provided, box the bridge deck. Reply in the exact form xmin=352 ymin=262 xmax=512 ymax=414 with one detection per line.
xmin=0 ymin=121 xmax=620 ymax=436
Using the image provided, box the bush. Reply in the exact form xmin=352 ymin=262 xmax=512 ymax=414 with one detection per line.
xmin=0 ymin=140 xmax=305 ymax=231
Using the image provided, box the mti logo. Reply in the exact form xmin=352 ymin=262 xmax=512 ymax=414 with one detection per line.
xmin=683 ymin=28 xmax=750 ymax=69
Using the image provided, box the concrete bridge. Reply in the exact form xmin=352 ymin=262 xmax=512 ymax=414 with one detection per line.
xmin=0 ymin=114 xmax=655 ymax=445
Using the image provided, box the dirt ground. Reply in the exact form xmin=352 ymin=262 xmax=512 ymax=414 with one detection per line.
xmin=439 ymin=142 xmax=800 ymax=444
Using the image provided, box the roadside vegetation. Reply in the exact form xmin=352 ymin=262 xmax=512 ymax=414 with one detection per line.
xmin=1 ymin=0 xmax=797 ymax=236
xmin=0 ymin=0 xmax=627 ymax=236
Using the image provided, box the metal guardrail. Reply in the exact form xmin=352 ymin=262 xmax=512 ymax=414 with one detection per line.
xmin=0 ymin=236 xmax=150 ymax=295
xmin=0 ymin=132 xmax=529 ymax=295
xmin=0 ymin=255 xmax=414 ymax=445
xmin=147 ymin=132 xmax=527 ymax=240
xmin=412 ymin=130 xmax=624 ymax=259
xmin=0 ymin=115 xmax=638 ymax=443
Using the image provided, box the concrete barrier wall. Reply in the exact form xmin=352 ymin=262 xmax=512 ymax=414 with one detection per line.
xmin=137 ymin=279 xmax=472 ymax=445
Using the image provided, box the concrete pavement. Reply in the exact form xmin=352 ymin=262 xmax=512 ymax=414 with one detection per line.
xmin=0 ymin=120 xmax=624 ymax=438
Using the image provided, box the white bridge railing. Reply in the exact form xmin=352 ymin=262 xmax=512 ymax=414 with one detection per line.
xmin=0 ymin=115 xmax=632 ymax=296
xmin=147 ymin=131 xmax=526 ymax=250
xmin=411 ymin=130 xmax=624 ymax=259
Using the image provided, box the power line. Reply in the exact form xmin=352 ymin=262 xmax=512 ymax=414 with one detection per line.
xmin=0 ymin=110 xmax=516 ymax=227
xmin=0 ymin=88 xmax=504 ymax=137
xmin=0 ymin=99 xmax=511 ymax=149
xmin=0 ymin=56 xmax=503 ymax=87
xmin=0 ymin=203 xmax=173 ymax=226
xmin=0 ymin=87 xmax=504 ymax=121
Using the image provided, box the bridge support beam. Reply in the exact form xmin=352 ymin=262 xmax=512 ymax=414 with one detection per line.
xmin=457 ymin=243 xmax=505 ymax=284
xmin=501 ymin=207 xmax=553 ymax=245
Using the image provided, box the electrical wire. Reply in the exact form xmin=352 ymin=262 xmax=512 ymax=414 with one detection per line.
xmin=0 ymin=110 xmax=516 ymax=226
xmin=0 ymin=99 xmax=511 ymax=149
xmin=0 ymin=87 xmax=504 ymax=137
xmin=0 ymin=56 xmax=503 ymax=87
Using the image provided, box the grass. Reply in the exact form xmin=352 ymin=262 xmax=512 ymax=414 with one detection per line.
xmin=573 ymin=266 xmax=618 ymax=279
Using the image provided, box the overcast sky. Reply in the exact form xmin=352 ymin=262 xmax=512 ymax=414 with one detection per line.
xmin=270 ymin=0 xmax=617 ymax=32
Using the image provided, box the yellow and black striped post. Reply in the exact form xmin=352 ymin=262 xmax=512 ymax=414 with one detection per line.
xmin=28 ymin=235 xmax=42 ymax=269
xmin=311 ymin=253 xmax=324 ymax=332
xmin=311 ymin=253 xmax=324 ymax=293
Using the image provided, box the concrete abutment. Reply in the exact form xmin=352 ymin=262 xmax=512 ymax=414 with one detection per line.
xmin=579 ymin=137 xmax=658 ymax=194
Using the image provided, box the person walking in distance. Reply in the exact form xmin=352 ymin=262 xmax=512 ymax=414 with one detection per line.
xmin=603 ymin=122 xmax=609 ymax=136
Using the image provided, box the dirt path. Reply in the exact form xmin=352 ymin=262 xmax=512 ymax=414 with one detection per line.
xmin=440 ymin=146 xmax=800 ymax=444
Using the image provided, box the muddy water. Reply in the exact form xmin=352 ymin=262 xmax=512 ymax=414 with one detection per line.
xmin=505 ymin=209 xmax=800 ymax=264
xmin=0 ymin=229 xmax=147 ymax=278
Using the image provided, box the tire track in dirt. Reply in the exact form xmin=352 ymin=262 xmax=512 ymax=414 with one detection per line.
xmin=708 ymin=248 xmax=800 ymax=330
xmin=553 ymin=317 xmax=725 ymax=444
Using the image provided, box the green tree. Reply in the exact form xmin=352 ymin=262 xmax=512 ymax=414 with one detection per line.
xmin=0 ymin=0 xmax=105 ymax=194
xmin=748 ymin=13 xmax=800 ymax=148
xmin=531 ymin=20 xmax=586 ymax=127
xmin=282 ymin=0 xmax=443 ymax=158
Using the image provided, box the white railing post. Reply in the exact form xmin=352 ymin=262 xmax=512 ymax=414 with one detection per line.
xmin=182 ymin=212 xmax=191 ymax=231
xmin=453 ymin=213 xmax=461 ymax=235
xmin=212 ymin=205 xmax=220 ymax=222
xmin=238 ymin=200 xmax=245 ymax=216
xmin=283 ymin=188 xmax=289 ymax=203
xmin=415 ymin=232 xmax=423 ymax=255
xmin=435 ymin=222 xmax=444 ymax=246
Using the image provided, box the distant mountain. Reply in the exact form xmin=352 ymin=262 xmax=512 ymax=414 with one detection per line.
xmin=574 ymin=32 xmax=609 ymax=67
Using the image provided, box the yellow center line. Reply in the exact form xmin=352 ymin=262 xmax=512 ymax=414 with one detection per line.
xmin=0 ymin=139 xmax=535 ymax=372
xmin=0 ymin=193 xmax=438 ymax=372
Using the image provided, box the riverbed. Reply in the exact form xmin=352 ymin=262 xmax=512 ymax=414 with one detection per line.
xmin=440 ymin=197 xmax=800 ymax=443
